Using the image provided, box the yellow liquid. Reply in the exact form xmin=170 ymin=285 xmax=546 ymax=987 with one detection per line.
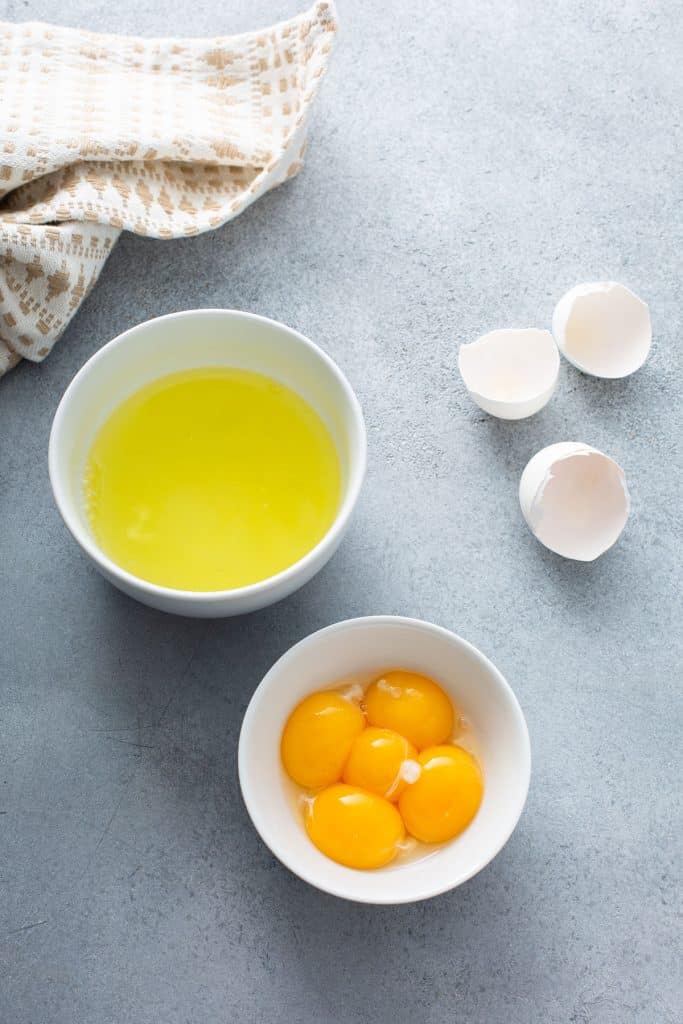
xmin=83 ymin=367 xmax=341 ymax=591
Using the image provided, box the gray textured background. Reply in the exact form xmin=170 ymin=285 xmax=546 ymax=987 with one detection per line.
xmin=1 ymin=1 xmax=681 ymax=1022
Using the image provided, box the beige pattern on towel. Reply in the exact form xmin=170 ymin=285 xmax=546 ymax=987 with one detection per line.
xmin=0 ymin=2 xmax=336 ymax=375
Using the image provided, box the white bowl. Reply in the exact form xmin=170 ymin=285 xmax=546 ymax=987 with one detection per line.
xmin=238 ymin=616 xmax=531 ymax=904
xmin=49 ymin=310 xmax=366 ymax=617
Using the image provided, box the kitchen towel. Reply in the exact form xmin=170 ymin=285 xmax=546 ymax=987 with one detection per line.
xmin=0 ymin=1 xmax=336 ymax=375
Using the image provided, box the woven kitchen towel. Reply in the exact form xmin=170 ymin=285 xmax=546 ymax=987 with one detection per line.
xmin=0 ymin=2 xmax=336 ymax=376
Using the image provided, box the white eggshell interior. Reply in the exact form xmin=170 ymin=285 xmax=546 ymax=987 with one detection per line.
xmin=552 ymin=282 xmax=651 ymax=378
xmin=525 ymin=447 xmax=630 ymax=560
xmin=458 ymin=328 xmax=559 ymax=419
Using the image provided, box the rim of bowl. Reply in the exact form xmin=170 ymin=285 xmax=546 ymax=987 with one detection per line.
xmin=238 ymin=615 xmax=532 ymax=904
xmin=48 ymin=309 xmax=367 ymax=604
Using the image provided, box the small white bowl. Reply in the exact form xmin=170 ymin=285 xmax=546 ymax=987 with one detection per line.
xmin=238 ymin=616 xmax=531 ymax=904
xmin=49 ymin=310 xmax=366 ymax=617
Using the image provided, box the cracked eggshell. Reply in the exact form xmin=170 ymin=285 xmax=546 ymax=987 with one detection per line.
xmin=458 ymin=328 xmax=559 ymax=420
xmin=552 ymin=281 xmax=651 ymax=378
xmin=519 ymin=442 xmax=630 ymax=561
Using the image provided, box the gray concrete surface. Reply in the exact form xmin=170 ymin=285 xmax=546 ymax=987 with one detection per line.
xmin=1 ymin=1 xmax=681 ymax=1021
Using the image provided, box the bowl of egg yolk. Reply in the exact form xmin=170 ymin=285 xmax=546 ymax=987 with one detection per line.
xmin=239 ymin=616 xmax=531 ymax=904
xmin=49 ymin=309 xmax=366 ymax=617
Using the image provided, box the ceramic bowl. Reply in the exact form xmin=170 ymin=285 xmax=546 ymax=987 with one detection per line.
xmin=49 ymin=309 xmax=366 ymax=617
xmin=239 ymin=616 xmax=531 ymax=903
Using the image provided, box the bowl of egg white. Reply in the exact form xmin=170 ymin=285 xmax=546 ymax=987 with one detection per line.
xmin=239 ymin=616 xmax=531 ymax=903
xmin=49 ymin=309 xmax=366 ymax=616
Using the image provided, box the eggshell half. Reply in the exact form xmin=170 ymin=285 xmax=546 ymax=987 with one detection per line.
xmin=552 ymin=282 xmax=651 ymax=378
xmin=458 ymin=328 xmax=560 ymax=420
xmin=519 ymin=442 xmax=630 ymax=561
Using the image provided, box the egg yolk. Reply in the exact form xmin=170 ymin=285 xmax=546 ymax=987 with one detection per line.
xmin=398 ymin=744 xmax=483 ymax=844
xmin=305 ymin=784 xmax=405 ymax=869
xmin=281 ymin=691 xmax=365 ymax=789
xmin=342 ymin=727 xmax=418 ymax=801
xmin=364 ymin=671 xmax=454 ymax=750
